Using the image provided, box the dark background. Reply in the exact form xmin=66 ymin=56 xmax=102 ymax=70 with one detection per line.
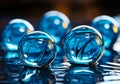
xmin=0 ymin=0 xmax=120 ymax=31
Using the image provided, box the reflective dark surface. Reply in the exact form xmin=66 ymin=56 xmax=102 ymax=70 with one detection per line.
xmin=1 ymin=1 xmax=120 ymax=84
xmin=64 ymin=66 xmax=103 ymax=84
xmin=1 ymin=45 xmax=120 ymax=84
xmin=19 ymin=67 xmax=55 ymax=84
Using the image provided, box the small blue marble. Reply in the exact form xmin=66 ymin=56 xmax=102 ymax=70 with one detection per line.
xmin=18 ymin=31 xmax=56 ymax=68
xmin=2 ymin=19 xmax=34 ymax=51
xmin=39 ymin=10 xmax=71 ymax=44
xmin=91 ymin=15 xmax=119 ymax=48
xmin=64 ymin=25 xmax=104 ymax=65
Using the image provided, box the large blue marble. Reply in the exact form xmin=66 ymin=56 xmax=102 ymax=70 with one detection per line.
xmin=64 ymin=25 xmax=104 ymax=65
xmin=18 ymin=31 xmax=56 ymax=68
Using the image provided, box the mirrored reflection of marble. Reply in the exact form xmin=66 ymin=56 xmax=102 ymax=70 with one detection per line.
xmin=98 ymin=62 xmax=120 ymax=84
xmin=19 ymin=67 xmax=55 ymax=84
xmin=99 ymin=49 xmax=119 ymax=65
xmin=3 ymin=51 xmax=23 ymax=65
xmin=0 ymin=59 xmax=24 ymax=84
xmin=52 ymin=60 xmax=120 ymax=84
xmin=97 ymin=49 xmax=120 ymax=84
xmin=51 ymin=45 xmax=65 ymax=66
xmin=64 ymin=66 xmax=103 ymax=84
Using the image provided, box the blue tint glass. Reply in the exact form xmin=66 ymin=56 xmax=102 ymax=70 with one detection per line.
xmin=91 ymin=15 xmax=119 ymax=48
xmin=3 ymin=62 xmax=23 ymax=84
xmin=99 ymin=49 xmax=118 ymax=64
xmin=2 ymin=19 xmax=34 ymax=51
xmin=64 ymin=66 xmax=102 ymax=84
xmin=19 ymin=68 xmax=55 ymax=84
xmin=18 ymin=31 xmax=56 ymax=68
xmin=39 ymin=10 xmax=71 ymax=44
xmin=51 ymin=45 xmax=64 ymax=66
xmin=64 ymin=25 xmax=104 ymax=65
xmin=4 ymin=51 xmax=23 ymax=65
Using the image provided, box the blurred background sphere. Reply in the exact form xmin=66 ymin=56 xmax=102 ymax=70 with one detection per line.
xmin=39 ymin=10 xmax=71 ymax=44
xmin=2 ymin=19 xmax=34 ymax=51
xmin=91 ymin=15 xmax=120 ymax=49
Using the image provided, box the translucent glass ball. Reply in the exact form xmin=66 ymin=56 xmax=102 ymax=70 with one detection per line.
xmin=64 ymin=25 xmax=104 ymax=65
xmin=18 ymin=31 xmax=56 ymax=68
xmin=39 ymin=10 xmax=71 ymax=44
xmin=2 ymin=19 xmax=34 ymax=51
xmin=91 ymin=15 xmax=119 ymax=48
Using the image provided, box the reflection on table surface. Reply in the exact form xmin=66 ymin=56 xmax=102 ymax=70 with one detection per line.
xmin=0 ymin=48 xmax=120 ymax=84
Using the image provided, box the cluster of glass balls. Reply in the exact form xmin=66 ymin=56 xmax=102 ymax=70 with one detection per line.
xmin=3 ymin=10 xmax=120 ymax=68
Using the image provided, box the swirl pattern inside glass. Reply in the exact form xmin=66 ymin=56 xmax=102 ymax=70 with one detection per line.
xmin=18 ymin=31 xmax=56 ymax=68
xmin=64 ymin=25 xmax=104 ymax=65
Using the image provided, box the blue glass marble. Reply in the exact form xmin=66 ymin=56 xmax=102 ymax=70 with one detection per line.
xmin=39 ymin=10 xmax=71 ymax=44
xmin=64 ymin=25 xmax=104 ymax=65
xmin=91 ymin=15 xmax=119 ymax=48
xmin=18 ymin=31 xmax=56 ymax=68
xmin=2 ymin=19 xmax=34 ymax=51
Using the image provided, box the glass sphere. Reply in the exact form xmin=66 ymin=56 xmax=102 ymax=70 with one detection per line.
xmin=2 ymin=19 xmax=34 ymax=51
xmin=18 ymin=31 xmax=56 ymax=68
xmin=64 ymin=25 xmax=104 ymax=65
xmin=91 ymin=15 xmax=119 ymax=48
xmin=39 ymin=10 xmax=71 ymax=44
